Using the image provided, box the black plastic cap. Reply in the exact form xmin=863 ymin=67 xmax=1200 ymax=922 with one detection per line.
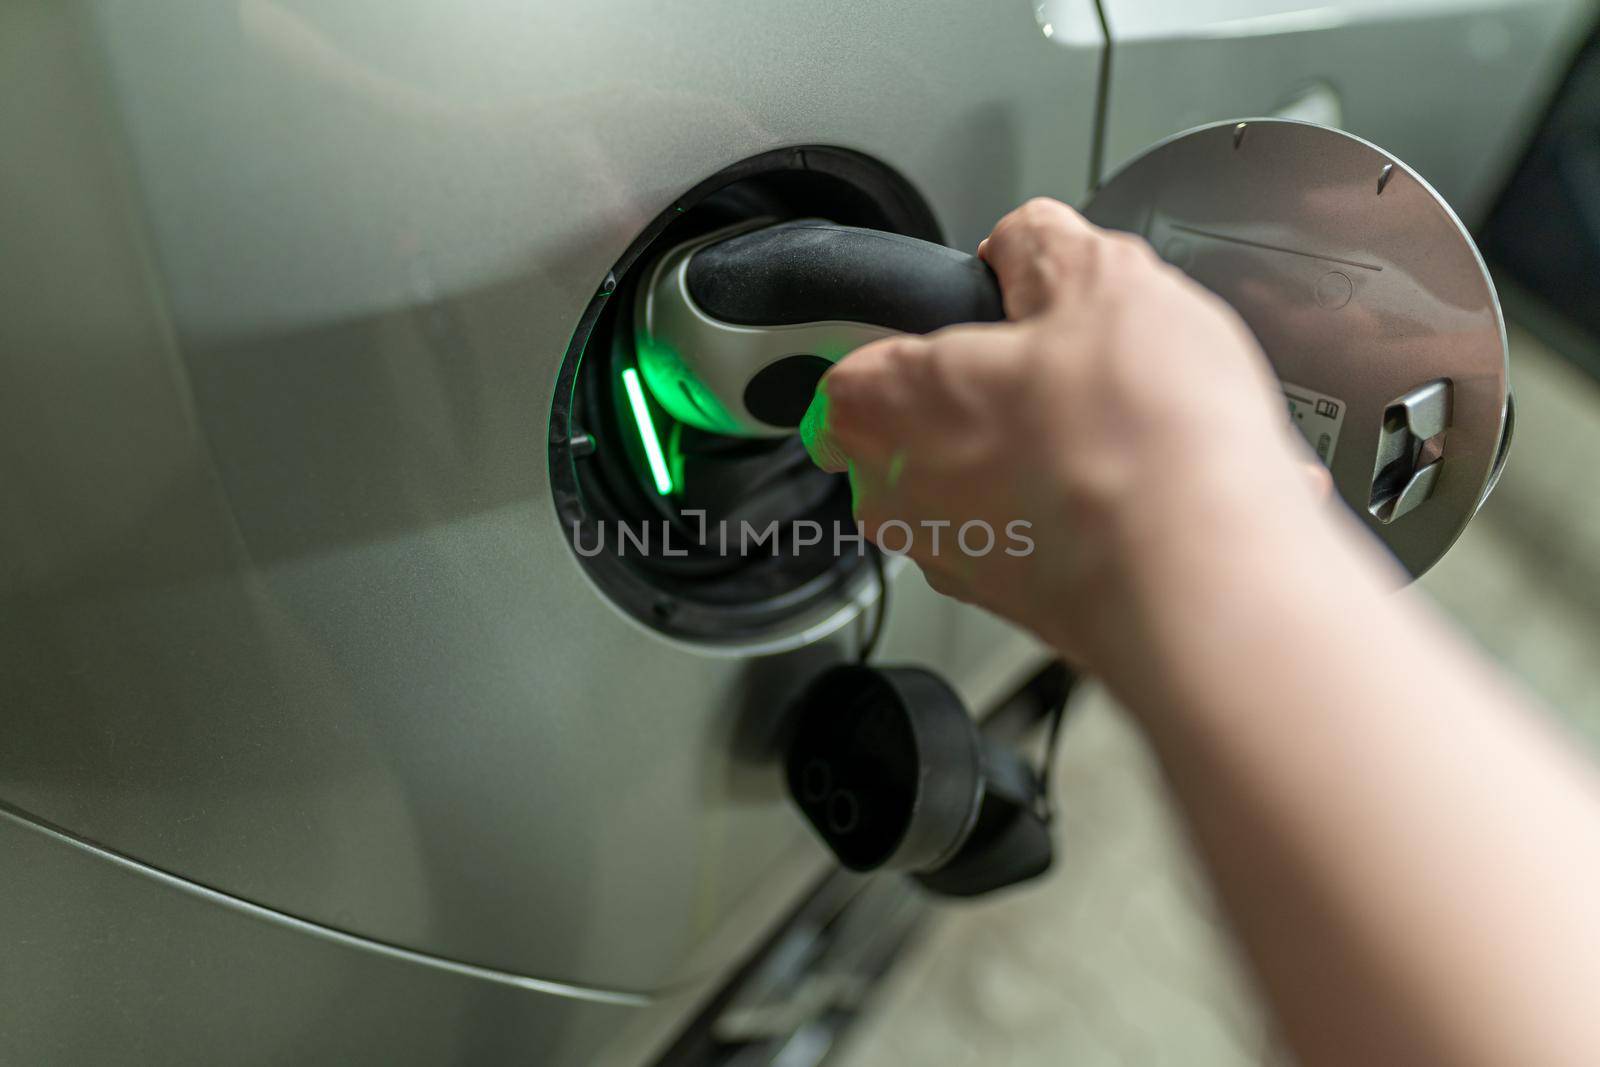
xmin=785 ymin=665 xmax=982 ymax=872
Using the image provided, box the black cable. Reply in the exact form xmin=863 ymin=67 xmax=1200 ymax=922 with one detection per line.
xmin=856 ymin=546 xmax=889 ymax=663
xmin=1034 ymin=663 xmax=1075 ymax=824
xmin=1036 ymin=701 xmax=1068 ymax=824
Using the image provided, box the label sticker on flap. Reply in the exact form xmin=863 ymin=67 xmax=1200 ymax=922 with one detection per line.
xmin=1284 ymin=381 xmax=1346 ymax=467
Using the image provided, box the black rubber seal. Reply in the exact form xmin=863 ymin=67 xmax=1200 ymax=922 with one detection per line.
xmin=547 ymin=147 xmax=942 ymax=643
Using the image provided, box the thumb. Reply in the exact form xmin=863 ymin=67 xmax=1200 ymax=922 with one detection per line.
xmin=800 ymin=385 xmax=851 ymax=472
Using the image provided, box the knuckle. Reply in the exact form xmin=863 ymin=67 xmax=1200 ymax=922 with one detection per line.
xmin=1109 ymin=234 xmax=1163 ymax=276
xmin=996 ymin=197 xmax=1060 ymax=239
xmin=1106 ymin=230 xmax=1152 ymax=254
xmin=880 ymin=336 xmax=931 ymax=372
xmin=1084 ymin=231 xmax=1138 ymax=276
xmin=1019 ymin=196 xmax=1064 ymax=223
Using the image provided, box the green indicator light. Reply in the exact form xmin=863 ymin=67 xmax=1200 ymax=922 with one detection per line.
xmin=621 ymin=367 xmax=675 ymax=496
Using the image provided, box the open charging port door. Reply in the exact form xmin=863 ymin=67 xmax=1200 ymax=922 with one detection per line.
xmin=1086 ymin=119 xmax=1512 ymax=577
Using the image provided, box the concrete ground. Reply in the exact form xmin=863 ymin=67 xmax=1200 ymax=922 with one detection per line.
xmin=833 ymin=326 xmax=1600 ymax=1067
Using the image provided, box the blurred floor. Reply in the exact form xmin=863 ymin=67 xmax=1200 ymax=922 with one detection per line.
xmin=1422 ymin=327 xmax=1600 ymax=743
xmin=831 ymin=325 xmax=1600 ymax=1067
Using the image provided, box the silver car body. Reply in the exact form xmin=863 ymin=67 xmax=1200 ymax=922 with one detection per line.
xmin=0 ymin=1 xmax=1586 ymax=1062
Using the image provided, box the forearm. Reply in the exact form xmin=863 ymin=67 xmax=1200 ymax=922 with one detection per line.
xmin=1090 ymin=493 xmax=1600 ymax=1067
xmin=803 ymin=195 xmax=1600 ymax=1065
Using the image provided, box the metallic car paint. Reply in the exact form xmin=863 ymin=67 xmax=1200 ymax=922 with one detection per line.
xmin=0 ymin=0 xmax=1093 ymax=1002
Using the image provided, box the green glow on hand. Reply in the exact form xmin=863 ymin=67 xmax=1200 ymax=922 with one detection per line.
xmin=621 ymin=367 xmax=675 ymax=496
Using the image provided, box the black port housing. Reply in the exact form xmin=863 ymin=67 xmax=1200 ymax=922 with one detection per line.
xmin=548 ymin=148 xmax=940 ymax=643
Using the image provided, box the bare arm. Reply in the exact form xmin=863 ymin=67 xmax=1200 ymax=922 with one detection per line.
xmin=802 ymin=198 xmax=1600 ymax=1067
xmin=1108 ymin=458 xmax=1600 ymax=1067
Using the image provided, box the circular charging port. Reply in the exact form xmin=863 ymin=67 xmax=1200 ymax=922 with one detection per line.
xmin=548 ymin=148 xmax=939 ymax=645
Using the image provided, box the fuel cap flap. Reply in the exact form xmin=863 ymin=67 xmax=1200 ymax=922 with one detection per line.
xmin=1084 ymin=119 xmax=1511 ymax=577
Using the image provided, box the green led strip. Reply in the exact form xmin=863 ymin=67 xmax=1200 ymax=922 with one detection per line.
xmin=620 ymin=367 xmax=675 ymax=496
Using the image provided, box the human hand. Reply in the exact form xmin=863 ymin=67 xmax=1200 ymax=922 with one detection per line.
xmin=801 ymin=198 xmax=1329 ymax=665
